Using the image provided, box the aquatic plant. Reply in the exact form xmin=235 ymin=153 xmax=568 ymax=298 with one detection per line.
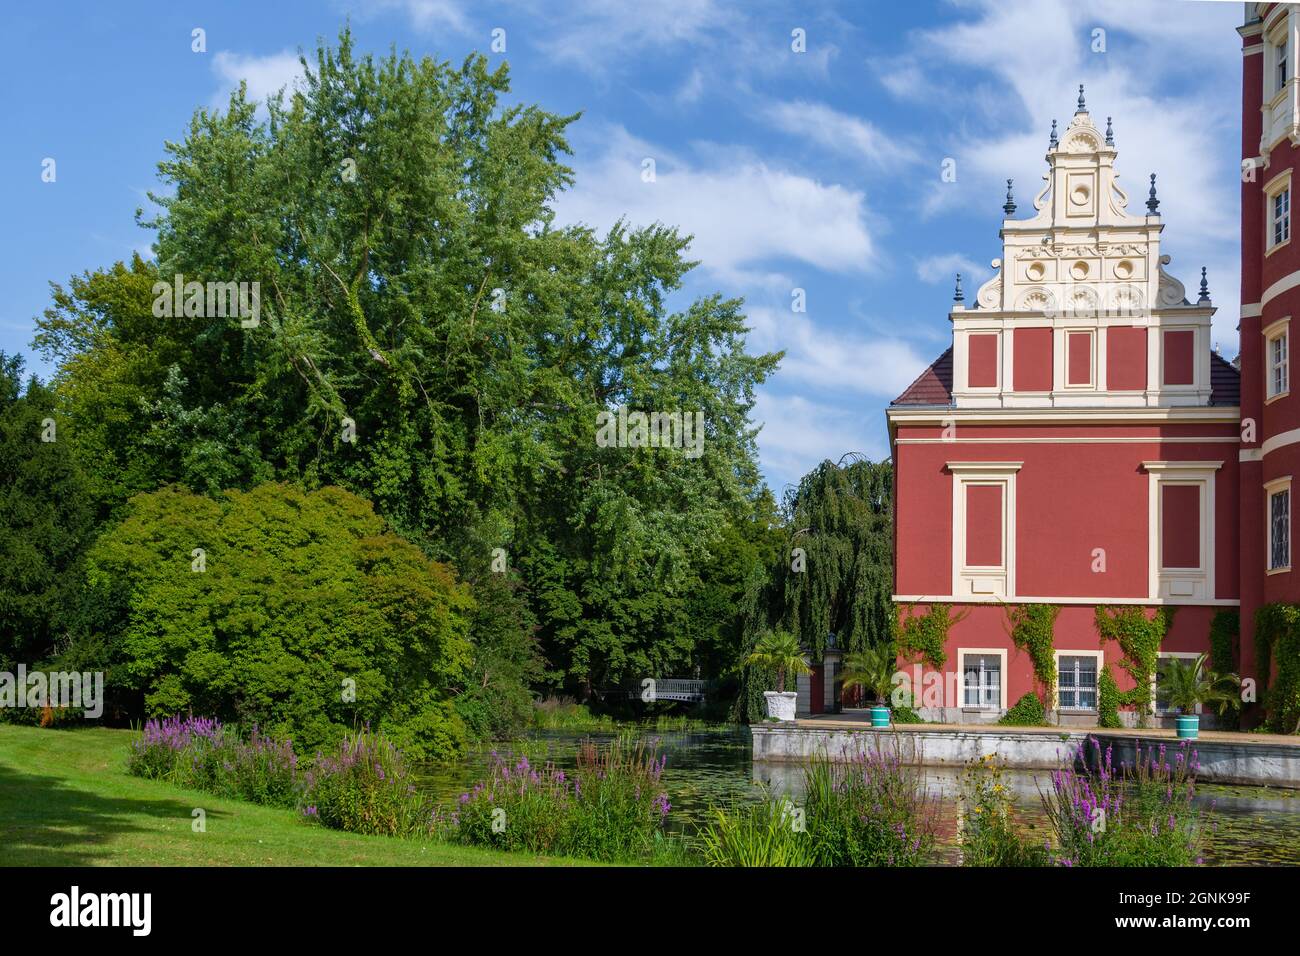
xmin=300 ymin=727 xmax=431 ymax=837
xmin=448 ymin=735 xmax=674 ymax=862
xmin=959 ymin=754 xmax=1050 ymax=867
xmin=1042 ymin=736 xmax=1204 ymax=867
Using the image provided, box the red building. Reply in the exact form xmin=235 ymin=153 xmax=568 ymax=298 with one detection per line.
xmin=1239 ymin=3 xmax=1299 ymax=703
xmin=886 ymin=91 xmax=1243 ymax=725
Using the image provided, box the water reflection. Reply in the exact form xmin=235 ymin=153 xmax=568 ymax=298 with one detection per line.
xmin=417 ymin=728 xmax=1300 ymax=865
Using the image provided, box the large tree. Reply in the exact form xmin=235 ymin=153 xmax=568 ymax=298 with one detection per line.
xmin=36 ymin=30 xmax=779 ymax=698
xmin=0 ymin=354 xmax=95 ymax=680
xmin=736 ymin=456 xmax=894 ymax=720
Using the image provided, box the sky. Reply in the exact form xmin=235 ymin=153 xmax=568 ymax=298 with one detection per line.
xmin=0 ymin=0 xmax=1248 ymax=494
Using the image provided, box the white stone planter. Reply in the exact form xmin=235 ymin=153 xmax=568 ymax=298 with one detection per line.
xmin=763 ymin=690 xmax=798 ymax=722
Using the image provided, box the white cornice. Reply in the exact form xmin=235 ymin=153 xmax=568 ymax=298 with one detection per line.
xmin=887 ymin=406 xmax=1240 ymax=425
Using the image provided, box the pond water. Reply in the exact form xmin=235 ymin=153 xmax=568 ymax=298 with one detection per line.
xmin=418 ymin=728 xmax=1300 ymax=865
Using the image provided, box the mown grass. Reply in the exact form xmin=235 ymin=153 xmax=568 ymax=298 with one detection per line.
xmin=0 ymin=725 xmax=595 ymax=867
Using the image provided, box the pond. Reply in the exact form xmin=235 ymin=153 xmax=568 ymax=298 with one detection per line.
xmin=418 ymin=727 xmax=1300 ymax=865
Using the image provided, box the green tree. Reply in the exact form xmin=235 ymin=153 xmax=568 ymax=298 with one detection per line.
xmin=34 ymin=29 xmax=778 ymax=706
xmin=736 ymin=457 xmax=893 ymax=720
xmin=77 ymin=482 xmax=475 ymax=758
xmin=0 ymin=354 xmax=95 ymax=680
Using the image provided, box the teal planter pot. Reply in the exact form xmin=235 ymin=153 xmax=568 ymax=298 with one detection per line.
xmin=870 ymin=705 xmax=891 ymax=728
xmin=1175 ymin=714 xmax=1199 ymax=740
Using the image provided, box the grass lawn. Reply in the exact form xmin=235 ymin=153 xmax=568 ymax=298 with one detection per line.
xmin=0 ymin=725 xmax=594 ymax=867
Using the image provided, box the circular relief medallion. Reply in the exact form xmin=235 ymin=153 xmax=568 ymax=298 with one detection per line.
xmin=1026 ymin=262 xmax=1046 ymax=281
xmin=1070 ymin=182 xmax=1091 ymax=206
xmin=1114 ymin=259 xmax=1134 ymax=279
xmin=1070 ymin=260 xmax=1090 ymax=280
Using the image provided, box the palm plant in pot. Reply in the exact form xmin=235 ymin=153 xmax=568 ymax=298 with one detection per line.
xmin=1157 ymin=653 xmax=1241 ymax=739
xmin=746 ymin=630 xmax=811 ymax=721
xmin=838 ymin=643 xmax=898 ymax=728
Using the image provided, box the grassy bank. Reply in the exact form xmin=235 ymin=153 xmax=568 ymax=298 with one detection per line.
xmin=530 ymin=698 xmax=730 ymax=732
xmin=0 ymin=725 xmax=593 ymax=867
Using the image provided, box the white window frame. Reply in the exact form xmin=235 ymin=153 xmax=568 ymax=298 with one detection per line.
xmin=1265 ymin=316 xmax=1290 ymax=403
xmin=1266 ymin=476 xmax=1292 ymax=575
xmin=1269 ymin=16 xmax=1293 ymax=98
xmin=958 ymin=647 xmax=1007 ymax=712
xmin=1266 ymin=170 xmax=1292 ymax=255
xmin=1143 ymin=461 xmax=1219 ymax=602
xmin=1054 ymin=649 xmax=1104 ymax=713
xmin=948 ymin=462 xmax=1021 ymax=601
xmin=1152 ymin=651 xmax=1203 ymax=717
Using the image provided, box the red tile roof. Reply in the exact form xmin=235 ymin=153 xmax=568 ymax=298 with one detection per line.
xmin=1209 ymin=351 xmax=1240 ymax=406
xmin=890 ymin=348 xmax=952 ymax=406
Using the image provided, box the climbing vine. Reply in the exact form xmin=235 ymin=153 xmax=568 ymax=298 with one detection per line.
xmin=1003 ymin=603 xmax=1059 ymax=703
xmin=1254 ymin=603 xmax=1300 ymax=734
xmin=1209 ymin=609 xmax=1239 ymax=674
xmin=1097 ymin=665 xmax=1122 ymax=728
xmin=894 ymin=603 xmax=966 ymax=671
xmin=1095 ymin=605 xmax=1173 ymax=726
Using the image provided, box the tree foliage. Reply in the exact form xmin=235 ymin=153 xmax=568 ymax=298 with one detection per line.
xmin=32 ymin=29 xmax=780 ymax=708
xmin=735 ymin=457 xmax=894 ymax=720
xmin=78 ymin=482 xmax=475 ymax=758
xmin=0 ymin=354 xmax=95 ymax=676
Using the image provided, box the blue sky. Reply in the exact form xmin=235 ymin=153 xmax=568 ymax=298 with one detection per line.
xmin=0 ymin=0 xmax=1246 ymax=493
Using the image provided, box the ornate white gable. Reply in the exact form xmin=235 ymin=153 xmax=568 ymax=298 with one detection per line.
xmin=950 ymin=92 xmax=1215 ymax=409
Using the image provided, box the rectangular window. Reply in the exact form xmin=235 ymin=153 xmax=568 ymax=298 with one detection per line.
xmin=963 ymin=654 xmax=1001 ymax=708
xmin=1279 ymin=39 xmax=1290 ymax=94
xmin=1058 ymin=655 xmax=1098 ymax=710
xmin=1269 ymin=329 xmax=1289 ymax=398
xmin=1273 ymin=188 xmax=1291 ymax=247
xmin=1271 ymin=488 xmax=1290 ymax=571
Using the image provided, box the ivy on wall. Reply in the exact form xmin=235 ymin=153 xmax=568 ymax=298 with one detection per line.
xmin=1003 ymin=603 xmax=1059 ymax=704
xmin=1097 ymin=665 xmax=1122 ymax=728
xmin=1095 ymin=605 xmax=1173 ymax=726
xmin=894 ymin=603 xmax=966 ymax=671
xmin=1209 ymin=609 xmax=1239 ymax=674
xmin=1254 ymin=603 xmax=1300 ymax=734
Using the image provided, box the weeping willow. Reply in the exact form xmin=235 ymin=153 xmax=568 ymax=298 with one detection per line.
xmin=735 ymin=455 xmax=894 ymax=720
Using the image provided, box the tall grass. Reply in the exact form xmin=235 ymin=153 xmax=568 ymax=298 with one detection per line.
xmin=959 ymin=754 xmax=1050 ymax=866
xmin=126 ymin=716 xmax=298 ymax=808
xmin=697 ymin=793 xmax=813 ymax=866
xmin=301 ymin=727 xmax=433 ymax=837
xmin=446 ymin=734 xmax=676 ymax=862
xmin=699 ymin=743 xmax=937 ymax=867
xmin=531 ymin=696 xmax=723 ymax=732
xmin=1043 ymin=736 xmax=1204 ymax=867
xmin=802 ymin=748 xmax=937 ymax=866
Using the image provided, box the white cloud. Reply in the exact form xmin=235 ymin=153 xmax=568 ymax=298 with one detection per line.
xmin=886 ymin=0 xmax=1243 ymax=338
xmin=555 ymin=125 xmax=877 ymax=282
xmin=752 ymin=391 xmax=890 ymax=490
xmin=745 ymin=306 xmax=929 ymax=399
xmin=537 ymin=0 xmax=733 ymax=74
xmin=760 ymin=99 xmax=919 ymax=169
xmin=210 ymin=50 xmax=304 ymax=110
xmin=915 ymin=253 xmax=987 ymax=285
xmin=343 ymin=0 xmax=472 ymax=32
xmin=676 ymin=68 xmax=706 ymax=106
